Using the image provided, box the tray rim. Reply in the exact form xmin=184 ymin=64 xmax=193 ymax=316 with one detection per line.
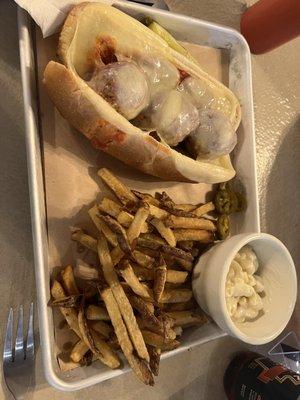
xmin=17 ymin=1 xmax=259 ymax=391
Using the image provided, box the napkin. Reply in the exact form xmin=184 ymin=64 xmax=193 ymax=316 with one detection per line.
xmin=15 ymin=0 xmax=114 ymax=37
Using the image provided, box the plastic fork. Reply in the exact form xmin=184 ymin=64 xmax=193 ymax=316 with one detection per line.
xmin=3 ymin=303 xmax=35 ymax=400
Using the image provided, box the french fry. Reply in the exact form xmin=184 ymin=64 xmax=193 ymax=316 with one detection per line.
xmin=127 ymin=204 xmax=150 ymax=244
xmin=91 ymin=329 xmax=121 ymax=368
xmin=111 ymin=246 xmax=124 ymax=266
xmin=132 ymin=190 xmax=160 ymax=206
xmin=131 ymin=265 xmax=188 ymax=284
xmin=98 ymin=215 xmax=130 ymax=254
xmin=150 ymin=218 xmax=176 ymax=247
xmin=131 ymin=264 xmax=154 ymax=281
xmin=148 ymin=204 xmax=169 ymax=219
xmin=161 ymin=245 xmax=194 ymax=262
xmin=71 ymin=229 xmax=97 ymax=252
xmin=177 ymin=240 xmax=194 ymax=251
xmin=160 ymin=289 xmax=193 ymax=304
xmin=51 ymin=280 xmax=81 ymax=338
xmin=61 ymin=265 xmax=79 ymax=295
xmin=89 ymin=320 xmax=113 ymax=339
xmin=137 ymin=316 xmax=176 ymax=340
xmin=98 ymin=197 xmax=121 ymax=218
xmin=175 ymin=204 xmax=197 ymax=212
xmin=88 ymin=205 xmax=118 ymax=247
xmin=101 ymin=287 xmax=154 ymax=385
xmin=148 ymin=346 xmax=161 ymax=376
xmin=117 ymin=210 xmax=148 ymax=233
xmin=141 ymin=330 xmax=180 ymax=351
xmin=193 ymin=201 xmax=215 ymax=217
xmin=117 ymin=260 xmax=151 ymax=299
xmin=132 ymin=250 xmax=154 ymax=269
xmin=166 ymin=270 xmax=188 ymax=284
xmin=173 ymin=326 xmax=183 ymax=337
xmin=153 ymin=259 xmax=167 ymax=303
xmin=165 ymin=215 xmax=216 ymax=231
xmin=98 ymin=168 xmax=137 ymax=205
xmin=160 ymin=299 xmax=197 ymax=312
xmin=86 ymin=305 xmax=110 ymax=321
xmin=138 ymin=233 xmax=166 ymax=249
xmin=129 ymin=295 xmax=163 ymax=332
xmin=78 ymin=308 xmax=120 ymax=369
xmin=70 ymin=340 xmax=89 ymax=364
xmin=97 ymin=235 xmax=149 ymax=362
xmin=173 ymin=229 xmax=213 ymax=242
xmin=166 ymin=311 xmax=209 ymax=327
xmin=74 ymin=260 xmax=99 ymax=281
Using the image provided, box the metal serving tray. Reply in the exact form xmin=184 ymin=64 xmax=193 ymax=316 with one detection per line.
xmin=18 ymin=1 xmax=259 ymax=391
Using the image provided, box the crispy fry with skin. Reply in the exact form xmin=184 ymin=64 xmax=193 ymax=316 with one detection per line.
xmin=98 ymin=168 xmax=137 ymax=205
xmin=117 ymin=210 xmax=148 ymax=233
xmin=98 ymin=215 xmax=130 ymax=253
xmin=165 ymin=215 xmax=216 ymax=231
xmin=141 ymin=330 xmax=180 ymax=351
xmin=166 ymin=270 xmax=188 ymax=284
xmin=137 ymin=318 xmax=176 ymax=340
xmin=71 ymin=229 xmax=97 ymax=252
xmin=193 ymin=202 xmax=215 ymax=217
xmin=61 ymin=265 xmax=79 ymax=295
xmin=161 ymin=245 xmax=193 ymax=262
xmin=127 ymin=204 xmax=150 ymax=244
xmin=131 ymin=265 xmax=154 ymax=281
xmin=177 ymin=240 xmax=194 ymax=251
xmin=89 ymin=205 xmax=118 ymax=247
xmin=173 ymin=229 xmax=213 ymax=242
xmin=51 ymin=280 xmax=81 ymax=338
xmin=86 ymin=305 xmax=110 ymax=321
xmin=150 ymin=218 xmax=176 ymax=247
xmin=101 ymin=287 xmax=154 ymax=385
xmin=131 ymin=265 xmax=188 ymax=284
xmin=117 ymin=260 xmax=151 ymax=299
xmin=91 ymin=329 xmax=120 ymax=368
xmin=97 ymin=235 xmax=149 ymax=362
xmin=132 ymin=191 xmax=160 ymax=206
xmin=148 ymin=346 xmax=161 ymax=376
xmin=138 ymin=233 xmax=166 ymax=249
xmin=98 ymin=197 xmax=121 ymax=218
xmin=78 ymin=308 xmax=120 ymax=369
xmin=70 ymin=340 xmax=89 ymax=364
xmin=74 ymin=260 xmax=100 ymax=281
xmin=153 ymin=259 xmax=167 ymax=303
xmin=160 ymin=299 xmax=197 ymax=312
xmin=148 ymin=204 xmax=169 ymax=219
xmin=132 ymin=250 xmax=154 ymax=269
xmin=129 ymin=295 xmax=162 ymax=332
xmin=175 ymin=204 xmax=197 ymax=212
xmin=111 ymin=246 xmax=124 ymax=266
xmin=160 ymin=289 xmax=193 ymax=304
xmin=89 ymin=320 xmax=112 ymax=339
xmin=166 ymin=311 xmax=209 ymax=327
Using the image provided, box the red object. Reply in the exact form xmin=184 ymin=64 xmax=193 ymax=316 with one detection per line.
xmin=241 ymin=0 xmax=300 ymax=54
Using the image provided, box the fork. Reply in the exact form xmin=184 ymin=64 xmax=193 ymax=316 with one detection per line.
xmin=3 ymin=303 xmax=35 ymax=400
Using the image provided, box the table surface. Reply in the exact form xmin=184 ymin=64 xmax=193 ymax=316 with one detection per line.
xmin=0 ymin=0 xmax=299 ymax=399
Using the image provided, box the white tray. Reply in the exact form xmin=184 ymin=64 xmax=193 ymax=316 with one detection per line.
xmin=18 ymin=1 xmax=259 ymax=391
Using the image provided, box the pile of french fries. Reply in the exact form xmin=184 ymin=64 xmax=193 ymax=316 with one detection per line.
xmin=50 ymin=168 xmax=216 ymax=385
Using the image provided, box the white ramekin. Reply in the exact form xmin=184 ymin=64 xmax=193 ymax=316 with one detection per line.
xmin=192 ymin=233 xmax=297 ymax=345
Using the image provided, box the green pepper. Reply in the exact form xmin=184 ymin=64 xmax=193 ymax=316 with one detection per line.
xmin=217 ymin=214 xmax=230 ymax=240
xmin=235 ymin=192 xmax=247 ymax=212
xmin=214 ymin=189 xmax=238 ymax=214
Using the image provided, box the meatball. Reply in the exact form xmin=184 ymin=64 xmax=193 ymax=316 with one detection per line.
xmin=151 ymin=90 xmax=200 ymax=146
xmin=186 ymin=109 xmax=237 ymax=159
xmin=88 ymin=61 xmax=150 ymax=120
